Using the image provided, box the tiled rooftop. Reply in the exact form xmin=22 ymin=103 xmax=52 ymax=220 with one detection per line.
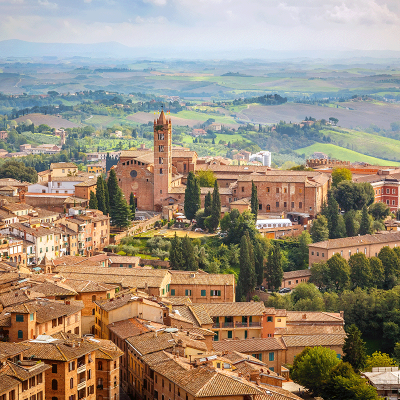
xmin=203 ymin=302 xmax=266 ymax=317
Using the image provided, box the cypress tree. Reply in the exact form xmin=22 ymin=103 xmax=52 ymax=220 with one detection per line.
xmin=204 ymin=191 xmax=212 ymax=218
xmin=334 ymin=214 xmax=347 ymax=239
xmin=169 ymin=233 xmax=184 ymax=270
xmin=89 ymin=191 xmax=98 ymax=210
xmin=343 ymin=324 xmax=367 ymax=373
xmin=344 ymin=210 xmax=358 ymax=237
xmin=359 ymin=205 xmax=371 ymax=235
xmin=206 ymin=181 xmax=221 ymax=232
xmin=251 ymin=180 xmax=258 ymax=220
xmin=236 ymin=232 xmax=256 ymax=301
xmin=254 ymin=239 xmax=265 ymax=286
xmin=265 ymin=242 xmax=283 ymax=291
xmin=104 ymin=178 xmax=110 ymax=216
xmin=96 ymin=176 xmax=107 ymax=214
xmin=112 ymin=188 xmax=132 ymax=228
xmin=107 ymin=168 xmax=119 ymax=212
xmin=129 ymin=192 xmax=136 ymax=220
xmin=326 ymin=195 xmax=340 ymax=239
xmin=184 ymin=171 xmax=201 ymax=220
xmin=181 ymin=235 xmax=198 ymax=271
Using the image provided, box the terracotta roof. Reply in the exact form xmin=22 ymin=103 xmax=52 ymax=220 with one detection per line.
xmin=50 ymin=162 xmax=77 ymax=169
xmin=283 ymin=270 xmax=312 ymax=280
xmin=108 ymin=256 xmax=141 ymax=265
xmin=74 ymin=179 xmax=97 ymax=187
xmin=108 ymin=318 xmax=151 ymax=339
xmin=171 ymin=304 xmax=213 ymax=326
xmin=8 ymin=223 xmax=60 ymax=238
xmin=63 ymin=279 xmax=117 ymax=293
xmin=162 ymin=296 xmax=192 ymax=306
xmin=275 ymin=325 xmax=346 ymax=336
xmin=203 ymin=302 xmax=265 ymax=317
xmin=0 ymin=343 xmax=30 ymax=359
xmin=282 ymin=334 xmax=346 ymax=348
xmin=31 ymin=281 xmax=78 ymax=297
xmin=309 ymin=231 xmax=400 ymax=249
xmin=95 ymin=295 xmax=162 ymax=312
xmin=285 ymin=311 xmax=344 ymax=323
xmin=257 ymin=385 xmax=303 ymax=400
xmin=213 ymin=338 xmax=286 ymax=353
xmin=22 ymin=336 xmax=99 ymax=361
xmin=170 ymin=272 xmax=234 ymax=286
xmin=92 ymin=339 xmax=124 ymax=360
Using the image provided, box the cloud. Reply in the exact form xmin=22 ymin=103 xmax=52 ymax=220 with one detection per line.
xmin=135 ymin=15 xmax=167 ymax=23
xmin=38 ymin=0 xmax=58 ymax=9
xmin=143 ymin=0 xmax=167 ymax=5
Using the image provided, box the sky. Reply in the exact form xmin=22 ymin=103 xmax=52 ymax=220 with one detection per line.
xmin=0 ymin=0 xmax=399 ymax=54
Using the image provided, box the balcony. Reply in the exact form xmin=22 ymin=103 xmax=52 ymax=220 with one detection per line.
xmin=77 ymin=364 xmax=86 ymax=374
xmin=235 ymin=322 xmax=248 ymax=328
xmin=77 ymin=380 xmax=86 ymax=391
xmin=212 ymin=323 xmax=220 ymax=329
xmin=249 ymin=322 xmax=261 ymax=327
xmin=223 ymin=322 xmax=234 ymax=328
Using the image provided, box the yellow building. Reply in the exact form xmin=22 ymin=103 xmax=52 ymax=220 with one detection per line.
xmin=87 ymin=165 xmax=105 ymax=174
xmin=50 ymin=162 xmax=78 ymax=178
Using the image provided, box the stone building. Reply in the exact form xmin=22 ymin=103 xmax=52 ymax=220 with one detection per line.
xmin=113 ymin=111 xmax=330 ymax=217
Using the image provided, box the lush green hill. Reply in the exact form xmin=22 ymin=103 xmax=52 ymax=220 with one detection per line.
xmin=295 ymin=143 xmax=400 ymax=166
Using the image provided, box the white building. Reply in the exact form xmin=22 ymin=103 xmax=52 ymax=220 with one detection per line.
xmin=256 ymin=219 xmax=292 ymax=230
xmin=249 ymin=151 xmax=272 ymax=167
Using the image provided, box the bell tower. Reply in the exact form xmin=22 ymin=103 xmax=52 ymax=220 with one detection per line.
xmin=153 ymin=110 xmax=172 ymax=210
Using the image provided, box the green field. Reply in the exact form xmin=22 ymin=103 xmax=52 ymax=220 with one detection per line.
xmin=295 ymin=143 xmax=400 ymax=166
xmin=170 ymin=110 xmax=237 ymax=125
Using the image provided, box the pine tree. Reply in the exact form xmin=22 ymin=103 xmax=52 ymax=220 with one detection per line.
xmin=343 ymin=324 xmax=367 ymax=373
xmin=169 ymin=233 xmax=184 ymax=270
xmin=205 ymin=181 xmax=221 ymax=232
xmin=251 ymin=180 xmax=258 ymax=220
xmin=310 ymin=215 xmax=329 ymax=243
xmin=181 ymin=235 xmax=198 ymax=271
xmin=129 ymin=192 xmax=136 ymax=220
xmin=265 ymin=242 xmax=283 ymax=291
xmin=236 ymin=232 xmax=256 ymax=301
xmin=107 ymin=168 xmax=119 ymax=212
xmin=112 ymin=188 xmax=132 ymax=228
xmin=89 ymin=191 xmax=98 ymax=210
xmin=184 ymin=171 xmax=201 ymax=220
xmin=204 ymin=191 xmax=212 ymax=218
xmin=359 ymin=205 xmax=371 ymax=235
xmin=96 ymin=176 xmax=107 ymax=214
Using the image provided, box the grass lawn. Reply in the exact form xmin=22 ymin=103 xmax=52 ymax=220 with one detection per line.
xmin=295 ymin=143 xmax=400 ymax=166
xmin=171 ymin=110 xmax=237 ymax=125
xmin=161 ymin=229 xmax=215 ymax=239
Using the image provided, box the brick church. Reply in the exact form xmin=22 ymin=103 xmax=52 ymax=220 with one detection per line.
xmin=113 ymin=110 xmax=330 ymax=216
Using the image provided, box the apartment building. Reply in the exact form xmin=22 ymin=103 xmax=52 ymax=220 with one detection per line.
xmin=308 ymin=231 xmax=400 ymax=265
xmin=204 ymin=302 xmax=265 ymax=341
xmin=0 ymin=299 xmax=84 ymax=342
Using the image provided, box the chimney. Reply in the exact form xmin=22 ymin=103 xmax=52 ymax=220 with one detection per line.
xmin=302 ymin=314 xmax=307 ymax=320
xmin=66 ymin=300 xmax=70 ymax=305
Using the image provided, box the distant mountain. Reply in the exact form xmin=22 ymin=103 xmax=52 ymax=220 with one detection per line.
xmin=1 ymin=39 xmax=400 ymax=61
xmin=0 ymin=39 xmax=138 ymax=59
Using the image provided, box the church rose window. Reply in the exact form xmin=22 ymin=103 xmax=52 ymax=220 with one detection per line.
xmin=130 ymin=170 xmax=138 ymax=178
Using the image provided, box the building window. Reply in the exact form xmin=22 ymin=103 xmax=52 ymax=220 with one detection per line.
xmin=299 ymin=188 xmax=303 ymax=194
xmin=283 ymin=202 xmax=287 ymax=207
xmin=299 ymin=202 xmax=302 ymax=209
xmin=185 ymin=289 xmax=191 ymax=296
xmin=259 ymin=203 xmax=262 ymax=210
xmin=269 ymin=352 xmax=275 ymax=361
xmin=16 ymin=314 xmax=24 ymax=322
xmin=291 ymin=202 xmax=294 ymax=208
xmin=52 ymin=380 xmax=58 ymax=391
xmin=98 ymin=361 xmax=103 ymax=371
xmin=311 ymin=251 xmax=314 ymax=255
xmin=201 ymin=290 xmax=206 ymax=296
xmin=210 ymin=290 xmax=221 ymax=296
xmin=393 ymin=189 xmax=396 ymax=194
xmin=52 ymin=364 xmax=57 ymax=373
xmin=160 ymin=168 xmax=163 ymax=174
xmin=170 ymin=289 xmax=175 ymax=296
xmin=276 ymin=188 xmax=279 ymax=193
xmin=69 ymin=361 xmax=75 ymax=372
xmin=241 ymin=187 xmax=244 ymax=192
xmin=393 ymin=200 xmax=396 ymax=205
xmin=227 ymin=331 xmax=233 ymax=339
xmin=30 ymin=313 xmax=34 ymax=321
xmin=70 ymin=378 xmax=73 ymax=389
xmin=266 ymin=204 xmax=270 ymax=211
xmin=322 ymin=253 xmax=324 ymax=257
xmin=349 ymin=250 xmax=351 ymax=256
xmin=276 ymin=202 xmax=279 ymax=208
xmin=18 ymin=330 xmax=23 ymax=339
xmin=341 ymin=250 xmax=343 ymax=256
xmin=387 ymin=200 xmax=390 ymax=205
xmin=317 ymin=252 xmax=319 ymax=256
xmin=266 ymin=187 xmax=270 ymax=193
xmin=387 ymin=189 xmax=390 ymax=194
xmin=284 ymin=188 xmax=287 ymax=193
xmin=267 ymin=316 xmax=273 ymax=322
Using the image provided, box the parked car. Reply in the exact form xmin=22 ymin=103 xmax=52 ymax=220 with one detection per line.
xmin=279 ymin=287 xmax=291 ymax=294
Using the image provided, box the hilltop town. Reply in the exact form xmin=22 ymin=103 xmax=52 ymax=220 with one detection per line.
xmin=0 ymin=107 xmax=398 ymax=399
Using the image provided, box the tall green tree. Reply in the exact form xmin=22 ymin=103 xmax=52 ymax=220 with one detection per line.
xmin=112 ymin=188 xmax=132 ymax=228
xmin=332 ymin=167 xmax=352 ymax=187
xmin=344 ymin=210 xmax=358 ymax=237
xmin=169 ymin=233 xmax=184 ymax=270
xmin=181 ymin=235 xmax=198 ymax=271
xmin=378 ymin=246 xmax=400 ymax=288
xmin=343 ymin=324 xmax=367 ymax=373
xmin=107 ymin=168 xmax=119 ymax=212
xmin=369 ymin=202 xmax=390 ymax=221
xmin=96 ymin=176 xmax=107 ymax=214
xmin=324 ymin=195 xmax=340 ymax=238
xmin=349 ymin=253 xmax=372 ymax=289
xmin=250 ymin=180 xmax=258 ymax=220
xmin=184 ymin=171 xmax=201 ymax=220
xmin=265 ymin=242 xmax=284 ymax=291
xmin=205 ymin=181 xmax=221 ymax=232
xmin=327 ymin=254 xmax=350 ymax=292
xmin=310 ymin=215 xmax=329 ymax=243
xmin=359 ymin=205 xmax=372 ymax=235
xmin=335 ymin=215 xmax=347 ymax=239
xmin=236 ymin=232 xmax=256 ymax=301
xmin=254 ymin=238 xmax=267 ymax=286
xmin=204 ymin=191 xmax=212 ymax=218
xmin=297 ymin=231 xmax=312 ymax=269
xmin=129 ymin=192 xmax=136 ymax=220
xmin=369 ymin=256 xmax=385 ymax=288
xmin=89 ymin=191 xmax=98 ymax=210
